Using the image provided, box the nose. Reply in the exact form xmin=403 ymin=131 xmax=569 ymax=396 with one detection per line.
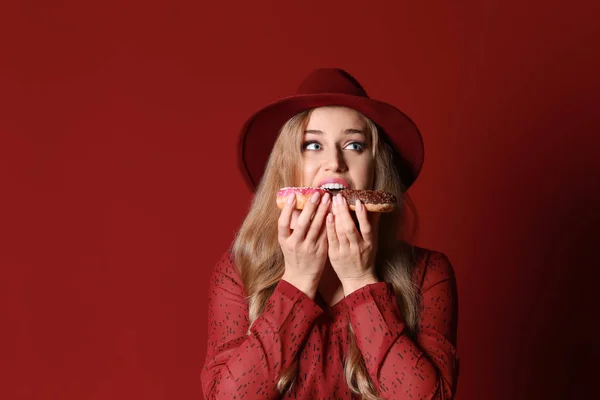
xmin=324 ymin=147 xmax=347 ymax=172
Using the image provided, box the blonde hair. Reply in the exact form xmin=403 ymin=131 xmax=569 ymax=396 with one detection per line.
xmin=232 ymin=107 xmax=420 ymax=399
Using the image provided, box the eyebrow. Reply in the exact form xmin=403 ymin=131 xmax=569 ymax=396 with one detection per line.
xmin=304 ymin=129 xmax=366 ymax=136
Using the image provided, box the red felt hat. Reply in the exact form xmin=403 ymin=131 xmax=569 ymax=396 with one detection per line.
xmin=238 ymin=68 xmax=424 ymax=192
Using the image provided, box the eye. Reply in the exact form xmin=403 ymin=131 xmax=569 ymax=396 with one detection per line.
xmin=345 ymin=142 xmax=366 ymax=152
xmin=302 ymin=141 xmax=322 ymax=151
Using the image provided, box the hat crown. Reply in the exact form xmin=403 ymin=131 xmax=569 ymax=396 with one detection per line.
xmin=296 ymin=68 xmax=368 ymax=97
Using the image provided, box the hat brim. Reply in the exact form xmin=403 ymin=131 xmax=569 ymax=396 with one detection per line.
xmin=238 ymin=93 xmax=424 ymax=192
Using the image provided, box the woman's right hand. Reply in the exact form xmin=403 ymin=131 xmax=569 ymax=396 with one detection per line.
xmin=278 ymin=191 xmax=331 ymax=299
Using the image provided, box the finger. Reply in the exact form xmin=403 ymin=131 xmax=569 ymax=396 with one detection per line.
xmin=305 ymin=192 xmax=331 ymax=242
xmin=355 ymin=199 xmax=374 ymax=243
xmin=369 ymin=211 xmax=381 ymax=243
xmin=277 ymin=194 xmax=296 ymax=240
xmin=291 ymin=191 xmax=322 ymax=240
xmin=318 ymin=215 xmax=329 ymax=244
xmin=335 ymin=195 xmax=359 ymax=245
xmin=290 ymin=209 xmax=300 ymax=230
xmin=326 ymin=212 xmax=338 ymax=250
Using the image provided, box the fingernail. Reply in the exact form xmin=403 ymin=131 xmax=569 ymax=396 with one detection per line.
xmin=356 ymin=199 xmax=362 ymax=211
xmin=321 ymin=192 xmax=330 ymax=204
xmin=311 ymin=192 xmax=320 ymax=203
xmin=288 ymin=194 xmax=295 ymax=204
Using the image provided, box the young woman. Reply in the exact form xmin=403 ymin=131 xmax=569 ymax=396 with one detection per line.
xmin=201 ymin=69 xmax=459 ymax=399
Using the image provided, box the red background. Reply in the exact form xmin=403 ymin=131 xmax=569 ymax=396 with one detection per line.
xmin=1 ymin=1 xmax=598 ymax=399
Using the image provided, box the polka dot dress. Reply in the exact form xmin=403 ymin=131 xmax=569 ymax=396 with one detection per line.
xmin=201 ymin=246 xmax=459 ymax=399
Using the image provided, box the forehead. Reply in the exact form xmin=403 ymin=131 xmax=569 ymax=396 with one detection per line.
xmin=305 ymin=106 xmax=366 ymax=131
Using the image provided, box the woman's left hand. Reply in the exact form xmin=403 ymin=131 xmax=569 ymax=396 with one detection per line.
xmin=326 ymin=193 xmax=381 ymax=295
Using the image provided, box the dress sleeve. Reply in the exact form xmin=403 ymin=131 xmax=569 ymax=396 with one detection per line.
xmin=200 ymin=250 xmax=324 ymax=399
xmin=345 ymin=251 xmax=460 ymax=399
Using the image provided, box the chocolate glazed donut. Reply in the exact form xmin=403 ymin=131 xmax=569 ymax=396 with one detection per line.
xmin=276 ymin=187 xmax=396 ymax=213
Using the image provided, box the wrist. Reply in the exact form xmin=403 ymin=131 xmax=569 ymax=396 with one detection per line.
xmin=341 ymin=274 xmax=379 ymax=295
xmin=281 ymin=272 xmax=319 ymax=299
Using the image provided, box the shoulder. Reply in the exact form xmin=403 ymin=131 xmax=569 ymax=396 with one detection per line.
xmin=410 ymin=245 xmax=457 ymax=293
xmin=209 ymin=248 xmax=246 ymax=294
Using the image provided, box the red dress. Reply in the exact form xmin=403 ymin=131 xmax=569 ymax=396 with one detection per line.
xmin=201 ymin=246 xmax=459 ymax=399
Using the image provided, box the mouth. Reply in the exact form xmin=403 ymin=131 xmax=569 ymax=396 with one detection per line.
xmin=317 ymin=183 xmax=349 ymax=193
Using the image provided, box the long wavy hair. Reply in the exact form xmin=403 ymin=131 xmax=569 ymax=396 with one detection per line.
xmin=232 ymin=107 xmax=421 ymax=399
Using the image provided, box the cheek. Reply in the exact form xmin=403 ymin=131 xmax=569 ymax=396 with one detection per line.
xmin=301 ymin=162 xmax=319 ymax=186
xmin=367 ymin=163 xmax=375 ymax=188
xmin=351 ymin=160 xmax=375 ymax=189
